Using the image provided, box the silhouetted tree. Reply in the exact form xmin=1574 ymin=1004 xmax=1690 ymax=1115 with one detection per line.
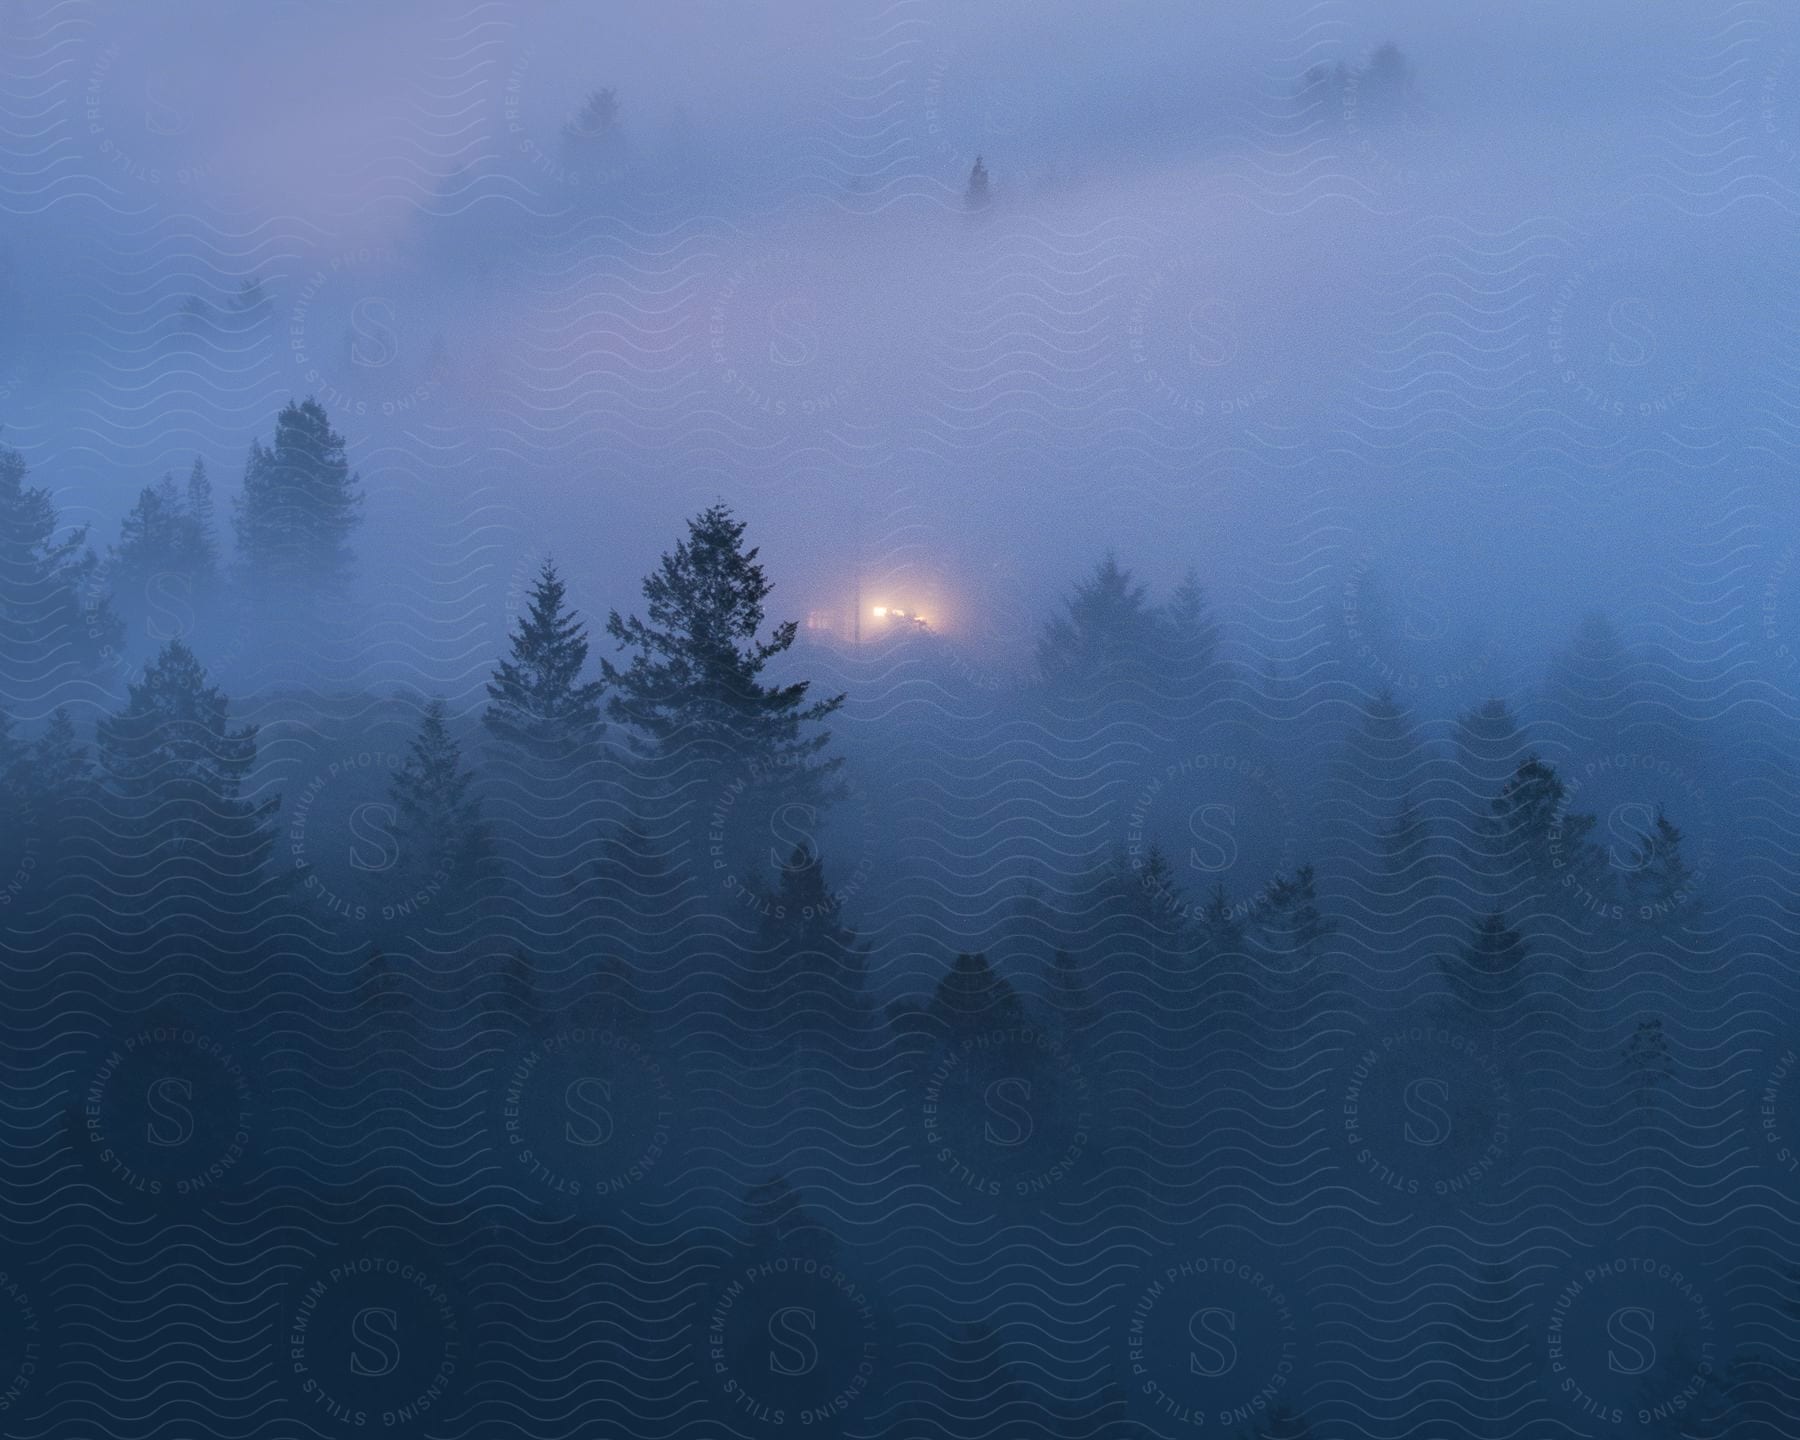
xmin=1486 ymin=755 xmax=1606 ymax=915
xmin=1196 ymin=880 xmax=1248 ymax=970
xmin=185 ymin=457 xmax=218 ymax=574
xmin=1035 ymin=553 xmax=1161 ymax=696
xmin=233 ymin=398 xmax=362 ymax=592
xmin=1354 ymin=41 xmax=1417 ymax=124
xmin=926 ymin=951 xmax=1026 ymax=1033
xmin=965 ymin=155 xmax=990 ymax=210
xmin=1160 ymin=567 xmax=1228 ymax=706
xmin=4 ymin=707 xmax=97 ymax=925
xmin=604 ymin=503 xmax=844 ymax=873
xmin=484 ymin=558 xmax=606 ymax=760
xmin=1623 ymin=806 xmax=1701 ymax=927
xmin=1379 ymin=793 xmax=1434 ymax=890
xmin=1440 ymin=911 xmax=1527 ymax=1017
xmin=562 ymin=86 xmax=620 ymax=145
xmin=387 ymin=698 xmax=493 ymax=918
xmin=107 ymin=468 xmax=218 ymax=612
xmin=0 ymin=442 xmax=120 ymax=692
xmin=97 ymin=638 xmax=277 ymax=919
xmin=1540 ymin=611 xmax=1631 ymax=745
xmin=744 ymin=844 xmax=872 ymax=1043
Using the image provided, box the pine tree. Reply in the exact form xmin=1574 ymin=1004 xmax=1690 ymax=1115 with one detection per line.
xmin=1092 ymin=841 xmax=1190 ymax=975
xmin=96 ymin=638 xmax=277 ymax=910
xmin=1452 ymin=698 xmax=1528 ymax=875
xmin=1486 ymin=755 xmax=1606 ymax=912
xmin=233 ymin=398 xmax=362 ymax=592
xmin=594 ymin=818 xmax=679 ymax=939
xmin=1623 ymin=806 xmax=1701 ymax=927
xmin=1248 ymin=865 xmax=1333 ymax=1011
xmin=1373 ymin=792 xmax=1446 ymax=923
xmin=562 ymin=86 xmax=620 ymax=145
xmin=1540 ymin=612 xmax=1631 ymax=745
xmin=926 ymin=951 xmax=1026 ymax=1033
xmin=1440 ymin=911 xmax=1527 ymax=1017
xmin=965 ymin=155 xmax=990 ymax=211
xmin=754 ymin=846 xmax=869 ymax=991
xmin=386 ymin=698 xmax=493 ymax=916
xmin=1356 ymin=41 xmax=1417 ymax=123
xmin=603 ymin=504 xmax=844 ymax=857
xmin=1035 ymin=553 xmax=1161 ymax=695
xmin=108 ymin=472 xmax=217 ymax=612
xmin=185 ymin=457 xmax=218 ymax=578
xmin=735 ymin=845 xmax=873 ymax=1057
xmin=1161 ymin=568 xmax=1226 ymax=696
xmin=0 ymin=710 xmax=29 ymax=920
xmin=0 ymin=442 xmax=121 ymax=693
xmin=1197 ymin=881 xmax=1245 ymax=958
xmin=1453 ymin=697 xmax=1529 ymax=779
xmin=10 ymin=707 xmax=97 ymax=923
xmin=1380 ymin=793 xmax=1431 ymax=883
xmin=484 ymin=558 xmax=606 ymax=759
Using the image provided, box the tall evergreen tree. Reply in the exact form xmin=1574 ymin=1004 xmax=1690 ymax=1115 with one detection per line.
xmin=0 ymin=442 xmax=121 ymax=692
xmin=185 ymin=457 xmax=218 ymax=576
xmin=9 ymin=707 xmax=98 ymax=924
xmin=386 ymin=697 xmax=493 ymax=917
xmin=1485 ymin=755 xmax=1606 ymax=914
xmin=107 ymin=470 xmax=217 ymax=611
xmin=562 ymin=86 xmax=620 ymax=146
xmin=1247 ymin=864 xmax=1333 ymax=1014
xmin=1622 ymin=806 xmax=1701 ymax=927
xmin=1196 ymin=880 xmax=1246 ymax=960
xmin=1440 ymin=911 xmax=1527 ymax=1017
xmin=0 ymin=710 xmax=30 ymax=922
xmin=603 ymin=504 xmax=844 ymax=869
xmin=1035 ymin=553 xmax=1161 ymax=695
xmin=741 ymin=844 xmax=872 ymax=1049
xmin=233 ymin=398 xmax=362 ymax=592
xmin=965 ymin=155 xmax=990 ymax=210
xmin=96 ymin=638 xmax=277 ymax=913
xmin=1160 ymin=567 xmax=1228 ymax=704
xmin=1539 ymin=612 xmax=1632 ymax=747
xmin=484 ymin=558 xmax=606 ymax=759
xmin=925 ymin=951 xmax=1026 ymax=1033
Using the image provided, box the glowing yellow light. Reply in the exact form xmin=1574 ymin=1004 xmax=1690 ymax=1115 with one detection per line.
xmin=892 ymin=609 xmax=907 ymax=618
xmin=872 ymin=606 xmax=887 ymax=617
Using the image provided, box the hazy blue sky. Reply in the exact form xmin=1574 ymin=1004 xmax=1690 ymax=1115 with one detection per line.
xmin=2 ymin=0 xmax=1795 ymax=696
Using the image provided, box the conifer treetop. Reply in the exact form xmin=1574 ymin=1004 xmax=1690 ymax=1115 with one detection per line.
xmin=603 ymin=502 xmax=844 ymax=776
xmin=484 ymin=557 xmax=606 ymax=757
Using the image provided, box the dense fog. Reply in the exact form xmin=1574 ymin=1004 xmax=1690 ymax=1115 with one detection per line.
xmin=2 ymin=1 xmax=1799 ymax=1437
